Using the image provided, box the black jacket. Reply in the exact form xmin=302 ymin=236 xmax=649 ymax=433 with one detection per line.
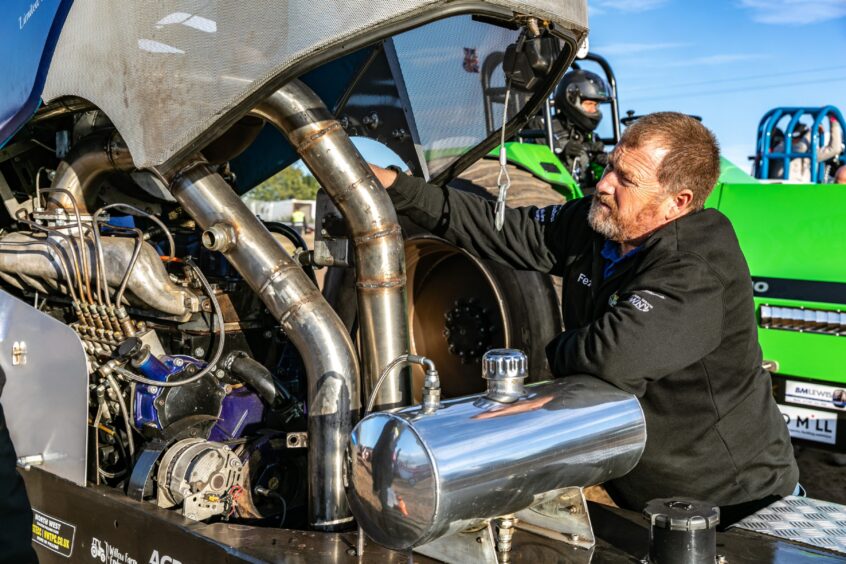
xmin=388 ymin=173 xmax=799 ymax=511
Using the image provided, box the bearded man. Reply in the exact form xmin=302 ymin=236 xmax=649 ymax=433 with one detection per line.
xmin=371 ymin=112 xmax=799 ymax=526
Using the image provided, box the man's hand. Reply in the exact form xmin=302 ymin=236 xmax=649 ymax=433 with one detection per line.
xmin=370 ymin=164 xmax=398 ymax=189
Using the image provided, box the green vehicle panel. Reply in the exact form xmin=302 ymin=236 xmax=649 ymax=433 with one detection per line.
xmin=488 ymin=142 xmax=584 ymax=199
xmin=713 ymin=180 xmax=846 ymax=384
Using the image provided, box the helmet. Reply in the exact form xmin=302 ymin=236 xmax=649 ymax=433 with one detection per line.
xmin=554 ymin=69 xmax=611 ymax=132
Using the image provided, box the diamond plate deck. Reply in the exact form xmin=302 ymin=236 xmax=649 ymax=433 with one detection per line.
xmin=732 ymin=496 xmax=846 ymax=555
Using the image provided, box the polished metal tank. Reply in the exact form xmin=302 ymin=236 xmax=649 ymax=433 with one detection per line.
xmin=348 ymin=371 xmax=646 ymax=550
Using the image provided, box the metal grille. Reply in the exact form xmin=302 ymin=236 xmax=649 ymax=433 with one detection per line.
xmin=760 ymin=304 xmax=846 ymax=336
xmin=732 ymin=496 xmax=846 ymax=555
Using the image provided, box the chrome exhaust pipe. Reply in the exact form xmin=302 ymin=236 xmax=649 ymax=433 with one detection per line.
xmin=45 ymin=131 xmax=134 ymax=214
xmin=169 ymin=160 xmax=359 ymax=530
xmin=253 ymin=80 xmax=410 ymax=409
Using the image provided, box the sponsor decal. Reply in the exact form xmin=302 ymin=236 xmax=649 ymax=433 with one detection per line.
xmin=753 ymin=281 xmax=769 ymax=294
xmin=462 ymin=48 xmax=479 ymax=73
xmin=576 ymin=273 xmax=592 ymax=287
xmin=751 ymin=276 xmax=846 ymax=304
xmin=785 ymin=380 xmax=846 ymax=412
xmin=90 ymin=537 xmax=138 ymax=564
xmin=779 ymin=404 xmax=837 ymax=445
xmin=32 ymin=509 xmax=75 ymax=557
xmin=627 ymin=294 xmax=653 ymax=312
xmin=19 ymin=0 xmax=42 ymax=30
xmin=149 ymin=550 xmax=183 ymax=564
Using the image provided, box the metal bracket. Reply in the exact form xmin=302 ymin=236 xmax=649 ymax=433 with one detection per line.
xmin=286 ymin=431 xmax=308 ymax=448
xmin=414 ymin=522 xmax=500 ymax=563
xmin=313 ymin=190 xmax=352 ymax=267
xmin=515 ymin=486 xmax=595 ymax=549
xmin=16 ymin=453 xmax=44 ymax=470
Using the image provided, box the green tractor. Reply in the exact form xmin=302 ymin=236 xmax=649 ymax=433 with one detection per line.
xmin=715 ymin=106 xmax=846 ymax=454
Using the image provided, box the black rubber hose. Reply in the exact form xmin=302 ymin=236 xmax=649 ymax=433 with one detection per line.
xmin=226 ymin=352 xmax=278 ymax=405
xmin=262 ymin=221 xmax=317 ymax=286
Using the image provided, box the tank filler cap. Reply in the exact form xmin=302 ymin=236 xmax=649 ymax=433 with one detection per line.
xmin=482 ymin=348 xmax=527 ymax=403
xmin=643 ymin=498 xmax=720 ymax=531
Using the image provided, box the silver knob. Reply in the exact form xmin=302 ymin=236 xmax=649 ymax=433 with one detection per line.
xmin=482 ymin=348 xmax=527 ymax=403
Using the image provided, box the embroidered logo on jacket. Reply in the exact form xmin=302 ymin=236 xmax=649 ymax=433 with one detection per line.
xmin=627 ymin=294 xmax=653 ymax=312
xmin=577 ymin=273 xmax=592 ymax=287
xmin=533 ymin=205 xmax=563 ymax=224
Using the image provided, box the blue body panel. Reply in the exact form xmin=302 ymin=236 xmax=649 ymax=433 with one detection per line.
xmin=0 ymin=0 xmax=74 ymax=148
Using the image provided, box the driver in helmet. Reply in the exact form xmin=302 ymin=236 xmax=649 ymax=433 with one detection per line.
xmin=553 ymin=69 xmax=612 ymax=191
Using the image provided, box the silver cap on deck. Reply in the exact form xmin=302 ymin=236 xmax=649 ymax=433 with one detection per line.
xmin=482 ymin=348 xmax=527 ymax=403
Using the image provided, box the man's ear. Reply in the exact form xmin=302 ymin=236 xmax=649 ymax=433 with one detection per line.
xmin=668 ymin=189 xmax=694 ymax=219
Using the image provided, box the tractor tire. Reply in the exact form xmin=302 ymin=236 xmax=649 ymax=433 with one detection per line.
xmin=449 ymin=159 xmax=568 ymax=208
xmin=402 ymin=158 xmax=566 ymax=400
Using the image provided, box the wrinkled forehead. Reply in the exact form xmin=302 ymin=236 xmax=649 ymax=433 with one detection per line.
xmin=609 ymin=141 xmax=667 ymax=179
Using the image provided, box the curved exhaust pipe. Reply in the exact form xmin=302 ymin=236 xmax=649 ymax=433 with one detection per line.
xmin=252 ymin=80 xmax=410 ymax=409
xmin=45 ymin=131 xmax=134 ymax=214
xmin=169 ymin=160 xmax=360 ymax=530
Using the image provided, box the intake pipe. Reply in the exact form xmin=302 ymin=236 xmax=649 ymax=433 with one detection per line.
xmin=252 ymin=80 xmax=411 ymax=409
xmin=45 ymin=131 xmax=134 ymax=214
xmin=169 ymin=160 xmax=360 ymax=531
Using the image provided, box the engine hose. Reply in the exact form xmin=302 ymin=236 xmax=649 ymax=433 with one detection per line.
xmin=365 ymin=354 xmax=437 ymax=414
xmin=105 ymin=373 xmax=135 ymax=457
xmin=95 ymin=203 xmax=175 ymax=261
xmin=263 ymin=221 xmax=317 ymax=285
xmin=114 ymin=227 xmax=144 ymax=307
xmin=225 ymin=352 xmax=277 ymax=405
xmin=114 ymin=259 xmax=225 ymax=387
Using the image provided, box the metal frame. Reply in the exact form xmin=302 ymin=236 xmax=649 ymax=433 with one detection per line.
xmin=755 ymin=106 xmax=846 ymax=182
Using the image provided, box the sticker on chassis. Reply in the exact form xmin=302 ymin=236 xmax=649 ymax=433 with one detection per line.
xmin=779 ymin=404 xmax=837 ymax=445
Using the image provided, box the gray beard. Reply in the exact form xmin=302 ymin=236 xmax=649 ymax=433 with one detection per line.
xmin=588 ymin=197 xmax=625 ymax=241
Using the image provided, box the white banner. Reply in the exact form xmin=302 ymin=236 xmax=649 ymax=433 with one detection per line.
xmin=779 ymin=404 xmax=837 ymax=445
xmin=785 ymin=380 xmax=846 ymax=412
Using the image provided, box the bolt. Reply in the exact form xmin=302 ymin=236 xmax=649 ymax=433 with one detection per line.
xmin=147 ymin=386 xmax=159 ymax=394
xmin=193 ymin=347 xmax=205 ymax=357
xmin=263 ymin=330 xmax=272 ymax=339
xmin=215 ymin=369 xmax=225 ymax=379
xmin=173 ymin=358 xmax=185 ymax=367
xmin=346 ymin=548 xmax=356 ymax=556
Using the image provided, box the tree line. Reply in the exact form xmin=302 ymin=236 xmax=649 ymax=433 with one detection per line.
xmin=244 ymin=165 xmax=319 ymax=201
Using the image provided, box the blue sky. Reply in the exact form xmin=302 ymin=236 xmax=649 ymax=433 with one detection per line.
xmin=589 ymin=0 xmax=846 ymax=170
